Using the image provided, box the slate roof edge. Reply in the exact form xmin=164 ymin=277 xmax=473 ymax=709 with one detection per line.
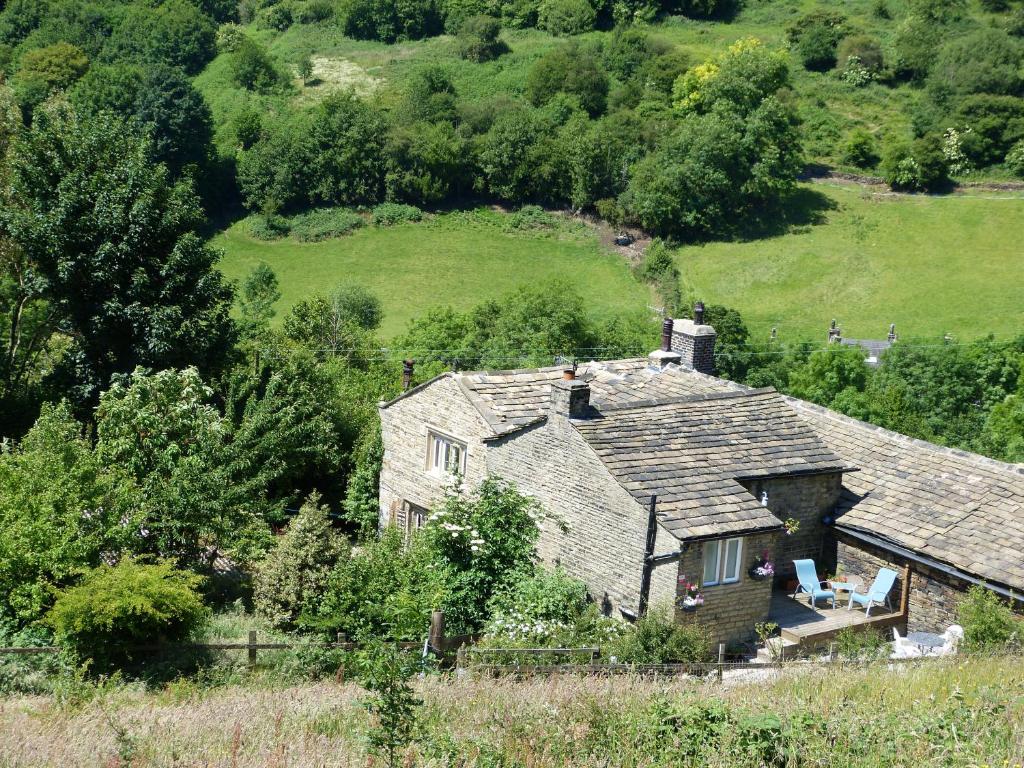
xmin=590 ymin=386 xmax=779 ymax=413
xmin=834 ymin=523 xmax=1024 ymax=599
xmin=674 ymin=520 xmax=786 ymax=544
xmin=379 ymin=372 xmax=454 ymax=410
xmin=785 ymin=396 xmax=1024 ymax=477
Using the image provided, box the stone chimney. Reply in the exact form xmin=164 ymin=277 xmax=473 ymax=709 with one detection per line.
xmin=670 ymin=302 xmax=717 ymax=375
xmin=402 ymin=359 xmax=415 ymax=391
xmin=827 ymin=319 xmax=842 ymax=344
xmin=550 ymin=378 xmax=591 ymax=419
xmin=648 ymin=317 xmax=682 ymax=370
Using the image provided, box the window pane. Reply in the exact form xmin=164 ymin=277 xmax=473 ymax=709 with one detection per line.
xmin=702 ymin=541 xmax=720 ymax=585
xmin=724 ymin=538 xmax=741 ymax=582
xmin=432 ymin=438 xmax=442 ymax=470
xmin=449 ymin=444 xmax=462 ymax=473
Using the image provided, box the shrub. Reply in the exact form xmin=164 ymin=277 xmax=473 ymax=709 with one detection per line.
xmin=957 ymin=585 xmax=1020 ymax=652
xmin=1006 ymin=141 xmax=1024 ymax=178
xmin=373 ymin=202 xmax=423 ymax=226
xmin=254 ymin=493 xmax=350 ymax=629
xmin=881 ymin=135 xmax=949 ymax=192
xmin=506 ymin=204 xmax=558 ymax=231
xmin=44 ymin=558 xmax=209 ymax=672
xmin=836 ymin=34 xmax=883 ymax=74
xmin=842 ymin=129 xmax=879 ymax=169
xmin=609 ymin=610 xmax=713 ymax=664
xmin=296 ymin=0 xmax=335 ymax=23
xmin=216 ymin=23 xmax=246 ymax=53
xmin=231 ymin=37 xmax=281 ymax=91
xmin=456 ymin=15 xmax=506 ymax=62
xmin=486 ymin=566 xmax=590 ymax=634
xmin=289 ymin=207 xmax=366 ymax=240
xmin=538 ymin=0 xmax=596 ymax=36
xmin=256 ymin=3 xmax=293 ymax=31
xmin=527 ymin=43 xmax=608 ymax=117
xmin=341 ymin=0 xmax=443 ymax=43
xmin=834 ymin=626 xmax=886 ymax=661
xmin=248 ymin=213 xmax=291 ymax=240
xmin=786 ymin=10 xmax=848 ymax=72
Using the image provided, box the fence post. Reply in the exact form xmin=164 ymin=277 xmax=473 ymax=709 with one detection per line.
xmin=717 ymin=643 xmax=725 ymax=682
xmin=829 ymin=642 xmax=837 ymax=662
xmin=429 ymin=610 xmax=445 ymax=656
xmin=456 ymin=646 xmax=466 ymax=671
xmin=248 ymin=630 xmax=257 ymax=668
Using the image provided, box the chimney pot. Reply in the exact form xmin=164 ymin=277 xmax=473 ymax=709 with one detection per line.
xmin=661 ymin=317 xmax=674 ymax=352
xmin=693 ymin=301 xmax=705 ymax=326
xmin=562 ymin=368 xmax=575 ymax=381
xmin=402 ymin=359 xmax=414 ymax=391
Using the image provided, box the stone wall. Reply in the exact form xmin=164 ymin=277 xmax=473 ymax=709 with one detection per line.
xmin=836 ymin=535 xmax=960 ymax=633
xmin=487 ymin=412 xmax=679 ymax=616
xmin=675 ymin=532 xmax=777 ymax=648
xmin=740 ymin=473 xmax=843 ymax=580
xmin=670 ymin=321 xmax=716 ymax=375
xmin=378 ymin=376 xmax=491 ymax=527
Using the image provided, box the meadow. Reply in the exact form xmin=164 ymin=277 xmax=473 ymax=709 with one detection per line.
xmin=2 ymin=655 xmax=1020 ymax=767
xmin=215 ymin=185 xmax=1024 ymax=343
xmin=214 ymin=208 xmax=652 ymax=338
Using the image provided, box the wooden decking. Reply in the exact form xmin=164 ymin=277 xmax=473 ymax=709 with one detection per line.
xmin=769 ymin=591 xmax=904 ymax=648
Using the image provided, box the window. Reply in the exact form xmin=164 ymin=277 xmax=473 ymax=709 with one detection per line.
xmin=702 ymin=537 xmax=743 ymax=586
xmin=428 ymin=431 xmax=466 ymax=477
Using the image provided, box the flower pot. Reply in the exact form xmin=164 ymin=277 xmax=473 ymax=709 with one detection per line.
xmin=748 ymin=569 xmax=769 ymax=581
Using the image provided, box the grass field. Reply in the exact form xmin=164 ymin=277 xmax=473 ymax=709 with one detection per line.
xmin=213 ymin=209 xmax=652 ymax=338
xmin=2 ymin=656 xmax=1021 ymax=766
xmin=676 ymin=184 xmax=1024 ymax=342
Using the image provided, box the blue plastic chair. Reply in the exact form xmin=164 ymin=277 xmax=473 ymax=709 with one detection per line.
xmin=848 ymin=567 xmax=898 ymax=616
xmin=793 ymin=559 xmax=835 ymax=608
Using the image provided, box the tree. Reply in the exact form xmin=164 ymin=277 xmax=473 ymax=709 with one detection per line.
xmin=72 ymin=63 xmax=215 ymax=176
xmin=343 ymin=425 xmax=384 ymax=540
xmin=881 ymin=134 xmax=949 ymax=192
xmin=358 ymin=640 xmax=424 ymax=768
xmin=527 ymin=43 xmax=609 ymax=117
xmin=927 ymin=29 xmax=1023 ymax=104
xmin=980 ymin=394 xmax=1024 ymax=462
xmin=341 ymin=0 xmax=442 ymax=42
xmin=397 ymin=65 xmax=458 ymax=125
xmin=785 ymin=347 xmax=870 ymax=407
xmin=298 ymin=54 xmax=314 ymax=86
xmin=11 ymin=42 xmax=89 ymax=109
xmin=476 ymin=105 xmax=542 ymax=202
xmin=0 ymin=402 xmax=135 ymax=626
xmin=386 ymin=120 xmax=469 ymax=204
xmin=254 ymin=493 xmax=349 ymax=628
xmin=0 ymin=104 xmax=235 ymax=405
xmin=238 ymin=262 xmax=281 ymax=340
xmin=103 ymin=0 xmax=217 ymax=76
xmin=673 ymin=37 xmax=790 ymax=117
xmin=456 ymin=14 xmax=506 ymax=62
xmin=538 ymin=0 xmax=596 ymax=36
xmin=283 ymin=283 xmax=383 ymax=361
xmin=306 ymin=92 xmax=389 ymax=206
xmin=230 ymin=36 xmax=281 ymax=91
xmin=786 ymin=10 xmax=848 ymax=71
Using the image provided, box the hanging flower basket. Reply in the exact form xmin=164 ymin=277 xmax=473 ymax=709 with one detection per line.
xmin=677 ymin=576 xmax=704 ymax=612
xmin=749 ymin=553 xmax=775 ymax=581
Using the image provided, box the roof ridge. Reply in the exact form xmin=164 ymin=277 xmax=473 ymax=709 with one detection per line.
xmin=786 ymin=395 xmax=1024 ymax=477
xmin=593 ymin=387 xmax=778 ymax=413
xmin=459 ymin=358 xmax=648 ymax=378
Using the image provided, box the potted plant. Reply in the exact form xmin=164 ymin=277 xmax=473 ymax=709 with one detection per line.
xmin=677 ymin=576 xmax=704 ymax=612
xmin=749 ymin=552 xmax=775 ymax=581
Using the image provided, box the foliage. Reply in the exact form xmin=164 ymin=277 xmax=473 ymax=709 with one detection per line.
xmin=424 ymin=478 xmax=555 ymax=633
xmin=673 ymin=37 xmax=789 ymax=117
xmin=0 ymin=103 xmax=235 ymax=407
xmin=310 ymin=527 xmax=442 ymax=640
xmin=342 ymin=424 xmax=384 ymax=540
xmin=538 ymin=0 xmax=596 ymax=36
xmin=834 ymin=626 xmax=887 ymax=661
xmin=1005 ymin=141 xmax=1024 ymax=177
xmin=608 ymin=609 xmax=713 ymax=664
xmin=103 ymin=0 xmax=217 ymax=76
xmin=0 ymin=403 xmax=134 ymax=625
xmin=456 ymin=15 xmax=507 ymax=62
xmin=72 ymin=63 xmax=215 ymax=176
xmin=836 ymin=35 xmax=883 ymax=75
xmin=357 ymin=640 xmax=423 ymax=768
xmin=12 ymin=42 xmax=89 ymax=108
xmin=785 ymin=10 xmax=848 ymax=72
xmin=842 ymin=129 xmax=879 ymax=169
xmin=340 ymin=0 xmax=443 ymax=43
xmin=927 ymin=28 xmax=1023 ymax=104
xmin=230 ymin=36 xmax=282 ymax=92
xmin=238 ymin=262 xmax=281 ymax=340
xmin=254 ymin=493 xmax=349 ymax=629
xmin=485 ymin=566 xmax=590 ymax=638
xmin=44 ymin=557 xmax=209 ymax=673
xmin=527 ymin=43 xmax=609 ymax=117
xmin=881 ymin=135 xmax=949 ymax=192
xmin=786 ymin=347 xmax=870 ymax=408
xmin=289 ymin=208 xmax=367 ymax=241
xmin=956 ymin=585 xmax=1020 ymax=652
xmin=373 ymin=203 xmax=424 ymax=226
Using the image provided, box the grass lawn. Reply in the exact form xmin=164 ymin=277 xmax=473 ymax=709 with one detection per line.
xmin=676 ymin=184 xmax=1024 ymax=342
xmin=214 ymin=209 xmax=652 ymax=338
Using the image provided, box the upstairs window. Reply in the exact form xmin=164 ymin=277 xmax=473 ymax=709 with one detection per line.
xmin=702 ymin=537 xmax=743 ymax=586
xmin=428 ymin=431 xmax=466 ymax=477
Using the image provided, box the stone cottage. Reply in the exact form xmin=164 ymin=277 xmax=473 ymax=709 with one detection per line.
xmin=378 ymin=312 xmax=1024 ymax=646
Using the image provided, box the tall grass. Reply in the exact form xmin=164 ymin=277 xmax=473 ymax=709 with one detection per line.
xmin=2 ymin=655 xmax=1021 ymax=766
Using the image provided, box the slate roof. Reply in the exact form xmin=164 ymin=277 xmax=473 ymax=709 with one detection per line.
xmin=451 ymin=360 xmax=742 ymax=437
xmin=574 ymin=389 xmax=848 ymax=541
xmin=788 ymin=398 xmax=1024 ymax=593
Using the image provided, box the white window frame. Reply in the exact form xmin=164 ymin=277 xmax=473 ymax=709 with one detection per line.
xmin=702 ymin=537 xmax=743 ymax=586
xmin=427 ymin=430 xmax=467 ymax=478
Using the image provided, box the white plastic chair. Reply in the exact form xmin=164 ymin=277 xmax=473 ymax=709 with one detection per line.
xmin=938 ymin=625 xmax=964 ymax=655
xmin=890 ymin=627 xmax=922 ymax=659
